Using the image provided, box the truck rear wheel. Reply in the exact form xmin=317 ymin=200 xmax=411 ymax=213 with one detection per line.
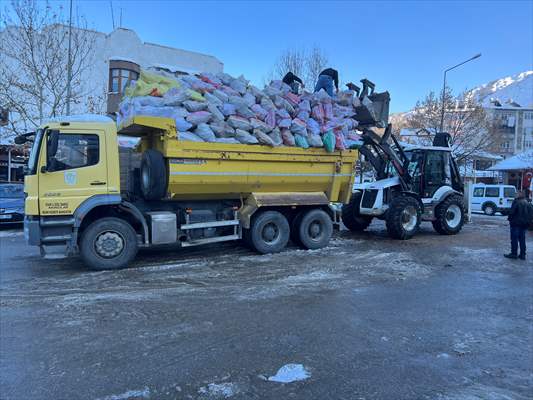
xmin=386 ymin=195 xmax=421 ymax=240
xmin=295 ymin=209 xmax=333 ymax=250
xmin=249 ymin=210 xmax=290 ymax=254
xmin=141 ymin=149 xmax=168 ymax=200
xmin=80 ymin=217 xmax=138 ymax=270
xmin=432 ymin=194 xmax=465 ymax=235
xmin=341 ymin=191 xmax=373 ymax=231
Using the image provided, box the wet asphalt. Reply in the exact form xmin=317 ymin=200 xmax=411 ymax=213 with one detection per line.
xmin=0 ymin=215 xmax=532 ymax=400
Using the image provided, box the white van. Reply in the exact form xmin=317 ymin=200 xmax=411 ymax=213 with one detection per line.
xmin=471 ymin=184 xmax=517 ymax=215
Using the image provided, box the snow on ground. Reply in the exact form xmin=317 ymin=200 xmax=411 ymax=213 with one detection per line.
xmin=198 ymin=382 xmax=239 ymax=398
xmin=0 ymin=229 xmax=23 ymax=238
xmin=97 ymin=387 xmax=150 ymax=400
xmin=267 ymin=364 xmax=311 ymax=383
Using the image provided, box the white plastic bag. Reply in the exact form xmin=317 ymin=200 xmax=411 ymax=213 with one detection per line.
xmin=175 ymin=118 xmax=193 ymax=132
xmin=254 ymin=129 xmax=276 ymax=146
xmin=212 ymin=89 xmax=229 ymax=103
xmin=290 ymin=118 xmax=307 ymax=136
xmin=250 ymin=118 xmax=272 ymax=133
xmin=207 ymin=103 xmax=225 ymax=122
xmin=227 ymin=116 xmax=252 ymax=131
xmin=183 ymin=100 xmax=207 ymax=112
xmin=235 ymin=129 xmax=259 ymax=144
xmin=186 ymin=111 xmax=212 ymax=125
xmin=179 ymin=131 xmax=204 ymax=142
xmin=268 ymin=128 xmax=283 ymax=146
xmin=204 ymin=92 xmax=223 ymax=106
xmin=193 ymin=123 xmax=217 ymax=142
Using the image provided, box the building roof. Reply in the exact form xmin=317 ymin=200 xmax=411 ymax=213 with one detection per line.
xmin=488 ymin=151 xmax=533 ymax=171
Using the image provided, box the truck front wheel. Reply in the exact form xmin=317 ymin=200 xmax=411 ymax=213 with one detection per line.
xmin=249 ymin=211 xmax=290 ymax=254
xmin=295 ymin=209 xmax=333 ymax=250
xmin=80 ymin=217 xmax=138 ymax=270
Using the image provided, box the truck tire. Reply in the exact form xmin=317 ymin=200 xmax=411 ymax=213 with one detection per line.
xmin=342 ymin=192 xmax=373 ymax=231
xmin=482 ymin=202 xmax=496 ymax=216
xmin=80 ymin=217 xmax=138 ymax=270
xmin=432 ymin=194 xmax=465 ymax=235
xmin=386 ymin=195 xmax=421 ymax=240
xmin=249 ymin=210 xmax=290 ymax=254
xmin=295 ymin=209 xmax=333 ymax=250
xmin=290 ymin=211 xmax=305 ymax=246
xmin=141 ymin=149 xmax=168 ymax=200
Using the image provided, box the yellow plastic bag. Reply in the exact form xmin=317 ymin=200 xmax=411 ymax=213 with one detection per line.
xmin=125 ymin=70 xmax=180 ymax=97
xmin=187 ymin=89 xmax=205 ymax=102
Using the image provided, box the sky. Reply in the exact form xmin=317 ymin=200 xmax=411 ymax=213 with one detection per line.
xmin=19 ymin=0 xmax=533 ymax=112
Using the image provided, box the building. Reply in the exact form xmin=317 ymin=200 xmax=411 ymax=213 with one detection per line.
xmin=486 ymin=103 xmax=533 ymax=158
xmin=0 ymin=144 xmax=28 ymax=182
xmin=488 ymin=150 xmax=533 ymax=191
xmin=0 ymin=25 xmax=224 ymax=129
xmin=95 ymin=27 xmax=224 ymax=114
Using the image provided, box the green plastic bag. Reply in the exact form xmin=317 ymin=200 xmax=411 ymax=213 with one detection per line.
xmin=294 ymin=134 xmax=309 ymax=149
xmin=322 ymin=129 xmax=335 ymax=153
xmin=187 ymin=89 xmax=205 ymax=102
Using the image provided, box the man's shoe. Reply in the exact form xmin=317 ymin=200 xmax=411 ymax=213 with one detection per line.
xmin=504 ymin=253 xmax=518 ymax=259
xmin=519 ymin=254 xmax=526 ymax=260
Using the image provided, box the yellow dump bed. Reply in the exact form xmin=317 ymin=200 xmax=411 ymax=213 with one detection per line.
xmin=118 ymin=116 xmax=357 ymax=203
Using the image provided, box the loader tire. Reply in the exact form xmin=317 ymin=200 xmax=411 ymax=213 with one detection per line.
xmin=432 ymin=194 xmax=465 ymax=235
xmin=342 ymin=192 xmax=373 ymax=231
xmin=295 ymin=209 xmax=333 ymax=250
xmin=141 ymin=149 xmax=168 ymax=200
xmin=80 ymin=217 xmax=138 ymax=271
xmin=249 ymin=211 xmax=290 ymax=254
xmin=386 ymin=195 xmax=421 ymax=240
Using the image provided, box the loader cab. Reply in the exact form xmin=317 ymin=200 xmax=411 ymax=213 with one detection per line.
xmin=403 ymin=147 xmax=463 ymax=198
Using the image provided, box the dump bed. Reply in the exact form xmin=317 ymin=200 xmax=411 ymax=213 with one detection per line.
xmin=118 ymin=116 xmax=357 ymax=203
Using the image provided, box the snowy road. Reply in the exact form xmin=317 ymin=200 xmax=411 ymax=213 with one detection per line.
xmin=0 ymin=215 xmax=532 ymax=399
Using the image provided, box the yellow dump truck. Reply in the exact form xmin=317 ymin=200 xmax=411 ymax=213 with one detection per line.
xmin=19 ymin=115 xmax=357 ymax=270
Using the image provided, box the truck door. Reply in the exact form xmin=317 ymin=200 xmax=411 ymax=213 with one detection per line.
xmin=38 ymin=129 xmax=107 ymax=216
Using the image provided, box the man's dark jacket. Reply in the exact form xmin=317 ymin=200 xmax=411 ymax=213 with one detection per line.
xmin=508 ymin=197 xmax=533 ymax=227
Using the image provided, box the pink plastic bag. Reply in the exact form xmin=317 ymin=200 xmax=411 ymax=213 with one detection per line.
xmin=265 ymin=109 xmax=276 ymax=128
xmin=285 ymin=92 xmax=301 ymax=105
xmin=312 ymin=104 xmax=325 ymax=124
xmin=323 ymin=103 xmax=334 ymax=120
xmin=335 ymin=130 xmax=347 ymax=150
xmin=281 ymin=129 xmax=296 ymax=146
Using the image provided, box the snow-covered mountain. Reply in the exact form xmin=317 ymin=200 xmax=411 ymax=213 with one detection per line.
xmin=468 ymin=70 xmax=533 ymax=108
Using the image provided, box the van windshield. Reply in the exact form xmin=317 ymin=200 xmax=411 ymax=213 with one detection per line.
xmin=27 ymin=129 xmax=44 ymax=175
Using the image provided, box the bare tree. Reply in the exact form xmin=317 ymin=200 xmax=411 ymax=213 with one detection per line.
xmin=266 ymin=46 xmax=329 ymax=88
xmin=0 ymin=0 xmax=97 ymax=140
xmin=406 ymin=87 xmax=496 ymax=163
xmin=304 ymin=46 xmax=328 ymax=89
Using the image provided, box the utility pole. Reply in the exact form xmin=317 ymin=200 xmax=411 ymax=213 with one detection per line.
xmin=439 ymin=53 xmax=481 ymax=132
xmin=66 ymin=0 xmax=73 ymax=115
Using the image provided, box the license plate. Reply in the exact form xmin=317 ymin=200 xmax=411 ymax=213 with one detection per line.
xmin=0 ymin=214 xmax=12 ymax=220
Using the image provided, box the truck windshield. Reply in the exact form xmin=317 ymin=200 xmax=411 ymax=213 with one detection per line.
xmin=27 ymin=129 xmax=44 ymax=175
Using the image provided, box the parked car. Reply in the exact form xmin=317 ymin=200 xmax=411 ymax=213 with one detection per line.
xmin=470 ymin=184 xmax=516 ymax=216
xmin=0 ymin=183 xmax=25 ymax=223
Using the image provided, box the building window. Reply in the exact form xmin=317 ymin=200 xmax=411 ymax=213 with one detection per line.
xmin=524 ymin=112 xmax=533 ymax=120
xmin=500 ymin=141 xmax=510 ymax=149
xmin=110 ymin=68 xmax=138 ymax=94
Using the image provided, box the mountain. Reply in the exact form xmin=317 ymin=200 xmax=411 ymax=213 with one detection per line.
xmin=468 ymin=70 xmax=533 ymax=108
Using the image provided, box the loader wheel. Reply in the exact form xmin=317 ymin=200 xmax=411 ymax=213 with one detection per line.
xmin=386 ymin=195 xmax=421 ymax=240
xmin=432 ymin=194 xmax=465 ymax=235
xmin=249 ymin=211 xmax=290 ymax=254
xmin=141 ymin=149 xmax=168 ymax=200
xmin=295 ymin=209 xmax=333 ymax=250
xmin=80 ymin=217 xmax=138 ymax=270
xmin=342 ymin=191 xmax=373 ymax=231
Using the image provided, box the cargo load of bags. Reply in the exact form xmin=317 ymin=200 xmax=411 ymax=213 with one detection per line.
xmin=117 ymin=69 xmax=364 ymax=152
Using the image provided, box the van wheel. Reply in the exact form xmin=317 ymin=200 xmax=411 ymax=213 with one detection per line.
xmin=249 ymin=211 xmax=290 ymax=254
xmin=295 ymin=209 xmax=333 ymax=250
xmin=432 ymin=195 xmax=465 ymax=235
xmin=386 ymin=195 xmax=421 ymax=240
xmin=141 ymin=149 xmax=168 ymax=200
xmin=342 ymin=192 xmax=373 ymax=231
xmin=80 ymin=217 xmax=138 ymax=270
xmin=482 ymin=202 xmax=496 ymax=216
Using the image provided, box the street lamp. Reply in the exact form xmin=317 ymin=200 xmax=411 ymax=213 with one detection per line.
xmin=439 ymin=53 xmax=482 ymax=132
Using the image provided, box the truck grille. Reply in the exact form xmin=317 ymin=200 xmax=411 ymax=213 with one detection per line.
xmin=361 ymin=190 xmax=378 ymax=208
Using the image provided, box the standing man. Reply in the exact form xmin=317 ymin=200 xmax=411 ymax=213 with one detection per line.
xmin=504 ymin=190 xmax=533 ymax=260
xmin=314 ymin=68 xmax=339 ymax=96
xmin=282 ymin=72 xmax=304 ymax=94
